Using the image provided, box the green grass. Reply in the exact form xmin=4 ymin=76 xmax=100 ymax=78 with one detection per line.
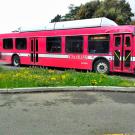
xmin=0 ymin=66 xmax=134 ymax=88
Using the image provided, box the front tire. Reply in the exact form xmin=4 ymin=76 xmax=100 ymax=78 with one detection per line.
xmin=94 ymin=60 xmax=109 ymax=74
xmin=12 ymin=55 xmax=20 ymax=67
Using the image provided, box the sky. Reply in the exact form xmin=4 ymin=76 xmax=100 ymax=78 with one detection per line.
xmin=0 ymin=0 xmax=134 ymax=33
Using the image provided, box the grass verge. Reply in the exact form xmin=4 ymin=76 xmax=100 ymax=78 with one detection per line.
xmin=0 ymin=67 xmax=134 ymax=88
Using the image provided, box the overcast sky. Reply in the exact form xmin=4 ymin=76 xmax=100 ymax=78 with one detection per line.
xmin=0 ymin=0 xmax=134 ymax=33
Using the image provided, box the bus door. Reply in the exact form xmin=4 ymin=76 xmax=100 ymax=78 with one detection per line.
xmin=30 ymin=38 xmax=39 ymax=65
xmin=113 ymin=34 xmax=132 ymax=73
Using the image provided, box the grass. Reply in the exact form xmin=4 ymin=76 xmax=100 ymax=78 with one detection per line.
xmin=0 ymin=66 xmax=134 ymax=88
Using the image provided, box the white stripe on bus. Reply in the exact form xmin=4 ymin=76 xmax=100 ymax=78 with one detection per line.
xmin=1 ymin=53 xmax=13 ymax=56
xmin=88 ymin=56 xmax=113 ymax=60
xmin=1 ymin=53 xmax=29 ymax=57
xmin=19 ymin=53 xmax=30 ymax=57
xmin=2 ymin=52 xmax=135 ymax=62
xmin=38 ymin=54 xmax=69 ymax=58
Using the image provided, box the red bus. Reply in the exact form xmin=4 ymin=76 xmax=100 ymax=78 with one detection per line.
xmin=0 ymin=17 xmax=135 ymax=74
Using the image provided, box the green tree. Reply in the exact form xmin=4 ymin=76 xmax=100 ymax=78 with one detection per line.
xmin=62 ymin=4 xmax=80 ymax=21
xmin=51 ymin=4 xmax=80 ymax=22
xmin=51 ymin=14 xmax=62 ymax=23
xmin=93 ymin=0 xmax=134 ymax=24
xmin=131 ymin=21 xmax=135 ymax=25
xmin=51 ymin=0 xmax=134 ymax=25
xmin=76 ymin=0 xmax=100 ymax=19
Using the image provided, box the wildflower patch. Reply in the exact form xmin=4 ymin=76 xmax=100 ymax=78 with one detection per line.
xmin=0 ymin=67 xmax=134 ymax=88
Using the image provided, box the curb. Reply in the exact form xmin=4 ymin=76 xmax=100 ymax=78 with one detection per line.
xmin=0 ymin=86 xmax=135 ymax=94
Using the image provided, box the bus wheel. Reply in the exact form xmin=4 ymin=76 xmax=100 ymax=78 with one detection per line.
xmin=94 ymin=60 xmax=109 ymax=74
xmin=12 ymin=55 xmax=20 ymax=67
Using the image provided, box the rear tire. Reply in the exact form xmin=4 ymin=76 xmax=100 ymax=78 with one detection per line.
xmin=12 ymin=55 xmax=20 ymax=67
xmin=94 ymin=59 xmax=109 ymax=74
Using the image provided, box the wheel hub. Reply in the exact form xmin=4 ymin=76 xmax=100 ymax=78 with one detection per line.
xmin=97 ymin=63 xmax=108 ymax=73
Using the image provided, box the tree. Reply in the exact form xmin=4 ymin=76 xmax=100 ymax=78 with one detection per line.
xmin=51 ymin=0 xmax=134 ymax=25
xmin=51 ymin=4 xmax=80 ymax=22
xmin=51 ymin=14 xmax=62 ymax=23
xmin=62 ymin=4 xmax=80 ymax=21
xmin=93 ymin=0 xmax=134 ymax=24
xmin=76 ymin=0 xmax=100 ymax=19
xmin=131 ymin=21 xmax=135 ymax=25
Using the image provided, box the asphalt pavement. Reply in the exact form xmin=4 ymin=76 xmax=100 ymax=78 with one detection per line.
xmin=0 ymin=92 xmax=135 ymax=135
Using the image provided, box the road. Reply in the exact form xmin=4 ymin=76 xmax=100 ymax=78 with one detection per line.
xmin=0 ymin=92 xmax=135 ymax=135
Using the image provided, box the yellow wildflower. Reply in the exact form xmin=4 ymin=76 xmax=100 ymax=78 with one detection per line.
xmin=48 ymin=70 xmax=55 ymax=73
xmin=61 ymin=75 xmax=66 ymax=80
xmin=50 ymin=77 xmax=56 ymax=81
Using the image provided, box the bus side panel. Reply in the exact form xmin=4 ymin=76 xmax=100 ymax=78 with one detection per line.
xmin=36 ymin=36 xmax=92 ymax=70
xmin=38 ymin=56 xmax=91 ymax=70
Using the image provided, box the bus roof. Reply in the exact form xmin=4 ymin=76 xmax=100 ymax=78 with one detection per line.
xmin=15 ymin=17 xmax=118 ymax=32
xmin=0 ymin=25 xmax=133 ymax=38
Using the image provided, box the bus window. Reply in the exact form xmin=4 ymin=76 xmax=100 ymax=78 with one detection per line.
xmin=88 ymin=35 xmax=109 ymax=54
xmin=46 ymin=37 xmax=61 ymax=53
xmin=65 ymin=36 xmax=83 ymax=53
xmin=115 ymin=37 xmax=121 ymax=47
xmin=16 ymin=38 xmax=27 ymax=50
xmin=3 ymin=38 xmax=13 ymax=49
xmin=126 ymin=36 xmax=130 ymax=47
